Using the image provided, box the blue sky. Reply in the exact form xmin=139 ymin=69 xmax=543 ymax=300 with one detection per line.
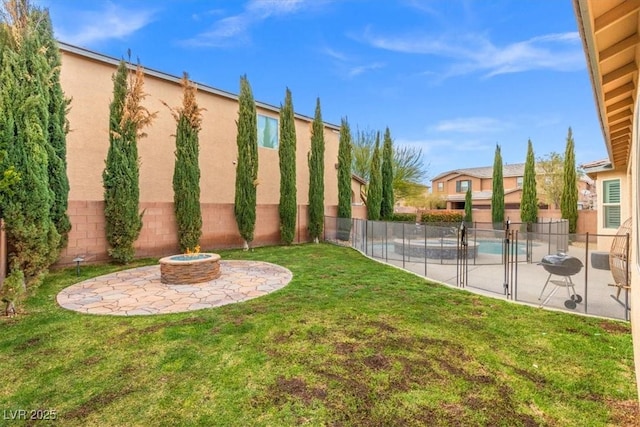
xmin=38 ymin=0 xmax=607 ymax=182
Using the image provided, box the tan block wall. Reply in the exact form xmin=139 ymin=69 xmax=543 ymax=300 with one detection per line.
xmin=58 ymin=201 xmax=353 ymax=266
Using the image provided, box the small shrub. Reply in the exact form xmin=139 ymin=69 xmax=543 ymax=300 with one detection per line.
xmin=1 ymin=269 xmax=25 ymax=316
xmin=390 ymin=213 xmax=417 ymax=222
xmin=420 ymin=211 xmax=463 ymax=224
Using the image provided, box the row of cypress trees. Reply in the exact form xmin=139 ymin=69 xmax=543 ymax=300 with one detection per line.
xmin=486 ymin=128 xmax=578 ymax=232
xmin=235 ymin=78 xmax=328 ymax=248
xmin=0 ymin=1 xmax=70 ymax=289
xmin=366 ymin=128 xmax=395 ymax=221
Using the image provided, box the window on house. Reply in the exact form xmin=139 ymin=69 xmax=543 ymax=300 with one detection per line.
xmin=603 ymin=179 xmax=621 ymax=228
xmin=455 ymin=180 xmax=470 ymax=193
xmin=516 ymin=176 xmax=523 ymax=188
xmin=437 ymin=182 xmax=444 ymax=192
xmin=257 ymin=114 xmax=278 ymax=149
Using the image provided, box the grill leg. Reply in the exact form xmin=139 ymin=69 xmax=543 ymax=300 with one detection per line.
xmin=538 ymin=273 xmax=553 ymax=301
xmin=565 ymin=276 xmax=575 ymax=300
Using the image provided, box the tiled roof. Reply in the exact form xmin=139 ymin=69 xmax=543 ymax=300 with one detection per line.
xmin=432 ymin=163 xmax=525 ymax=181
xmin=580 ymin=158 xmax=612 ymax=178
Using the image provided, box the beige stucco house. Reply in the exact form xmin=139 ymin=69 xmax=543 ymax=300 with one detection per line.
xmin=431 ymin=163 xmax=595 ymax=220
xmin=582 ymin=158 xmax=629 ymax=250
xmin=574 ymin=0 xmax=640 ymax=399
xmin=57 ymin=42 xmax=365 ymax=265
xmin=432 ymin=163 xmax=527 ymax=211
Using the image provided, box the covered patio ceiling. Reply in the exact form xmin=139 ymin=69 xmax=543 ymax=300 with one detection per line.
xmin=575 ymin=0 xmax=640 ymax=170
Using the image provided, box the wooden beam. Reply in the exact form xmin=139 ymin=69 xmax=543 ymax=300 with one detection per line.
xmin=610 ymin=120 xmax=632 ymax=132
xmin=608 ymin=109 xmax=632 ymax=123
xmin=604 ymin=82 xmax=635 ymax=102
xmin=595 ymin=0 xmax=640 ymax=34
xmin=600 ymin=33 xmax=640 ymax=62
xmin=611 ymin=135 xmax=630 ymax=147
xmin=606 ymin=97 xmax=634 ymax=114
xmin=610 ymin=128 xmax=630 ymax=139
xmin=602 ymin=62 xmax=637 ymax=86
xmin=612 ymin=151 xmax=629 ymax=163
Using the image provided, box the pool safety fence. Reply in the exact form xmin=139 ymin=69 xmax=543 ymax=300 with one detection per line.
xmin=324 ymin=216 xmax=630 ymax=321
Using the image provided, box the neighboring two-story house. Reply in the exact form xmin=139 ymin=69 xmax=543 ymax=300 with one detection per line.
xmin=431 ymin=163 xmax=596 ymax=213
xmin=431 ymin=163 xmax=527 ymax=211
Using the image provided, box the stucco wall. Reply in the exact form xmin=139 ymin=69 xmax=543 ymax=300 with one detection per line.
xmin=57 ymin=46 xmax=346 ymax=264
xmin=588 ymin=168 xmax=630 ymax=251
xmin=60 ymin=50 xmax=340 ymax=205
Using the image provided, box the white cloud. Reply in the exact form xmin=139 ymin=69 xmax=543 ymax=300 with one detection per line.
xmin=184 ymin=0 xmax=329 ymax=47
xmin=359 ymin=28 xmax=584 ymax=79
xmin=320 ymin=45 xmax=385 ymax=79
xmin=246 ymin=0 xmax=308 ymax=17
xmin=54 ymin=2 xmax=155 ymax=46
xmin=395 ymin=137 xmax=492 ymax=154
xmin=321 ymin=46 xmax=349 ymax=62
xmin=432 ymin=117 xmax=510 ymax=133
xmin=348 ymin=62 xmax=385 ymax=77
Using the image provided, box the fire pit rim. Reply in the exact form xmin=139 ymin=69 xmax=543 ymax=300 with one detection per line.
xmin=159 ymin=253 xmax=221 ymax=265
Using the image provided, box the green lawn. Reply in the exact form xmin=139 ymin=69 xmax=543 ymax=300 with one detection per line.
xmin=0 ymin=244 xmax=637 ymax=426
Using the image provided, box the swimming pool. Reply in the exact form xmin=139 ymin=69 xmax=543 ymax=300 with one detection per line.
xmin=477 ymin=240 xmax=531 ymax=255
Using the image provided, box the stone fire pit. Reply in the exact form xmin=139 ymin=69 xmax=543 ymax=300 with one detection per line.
xmin=159 ymin=253 xmax=221 ymax=284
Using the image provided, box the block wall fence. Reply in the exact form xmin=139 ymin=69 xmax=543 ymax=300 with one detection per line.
xmin=58 ymin=202 xmax=368 ymax=266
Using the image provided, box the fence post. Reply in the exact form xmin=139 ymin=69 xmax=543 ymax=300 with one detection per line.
xmin=424 ymin=223 xmax=427 ymax=277
xmin=402 ymin=222 xmax=406 ymax=269
xmin=385 ymin=221 xmax=388 ymax=262
xmin=625 ymin=232 xmax=630 ymax=321
xmin=323 ymin=216 xmax=326 ymax=242
xmin=584 ymin=232 xmax=589 ymax=315
xmin=503 ymin=219 xmax=510 ymax=296
xmin=365 ymin=220 xmax=369 ymax=255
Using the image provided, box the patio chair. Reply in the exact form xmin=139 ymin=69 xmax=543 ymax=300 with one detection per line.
xmin=609 ymin=218 xmax=631 ymax=299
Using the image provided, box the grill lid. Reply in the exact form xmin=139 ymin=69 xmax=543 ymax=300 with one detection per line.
xmin=540 ymin=253 xmax=583 ymax=275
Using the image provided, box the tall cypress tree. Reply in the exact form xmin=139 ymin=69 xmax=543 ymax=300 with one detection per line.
xmin=40 ymin=9 xmax=71 ymax=250
xmin=491 ymin=144 xmax=505 ymax=227
xmin=103 ymin=60 xmax=155 ymax=263
xmin=234 ymin=75 xmax=258 ymax=250
xmin=0 ymin=1 xmax=60 ymax=284
xmin=561 ymin=127 xmax=578 ymax=233
xmin=464 ymin=188 xmax=473 ymax=223
xmin=278 ymin=87 xmax=296 ymax=245
xmin=337 ymin=117 xmax=352 ymax=219
xmin=337 ymin=117 xmax=352 ymax=240
xmin=520 ymin=139 xmax=538 ymax=227
xmin=308 ymin=98 xmax=325 ymax=243
xmin=172 ymin=73 xmax=203 ymax=252
xmin=367 ymin=132 xmax=382 ymax=220
xmin=380 ymin=127 xmax=394 ymax=220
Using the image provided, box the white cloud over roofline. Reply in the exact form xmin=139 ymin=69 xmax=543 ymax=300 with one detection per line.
xmin=359 ymin=28 xmax=584 ymax=79
xmin=53 ymin=2 xmax=156 ymax=46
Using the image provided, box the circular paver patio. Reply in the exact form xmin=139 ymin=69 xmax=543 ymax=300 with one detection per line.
xmin=56 ymin=260 xmax=292 ymax=316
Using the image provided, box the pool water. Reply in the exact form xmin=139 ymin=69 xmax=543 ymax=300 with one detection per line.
xmin=478 ymin=240 xmax=529 ymax=255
